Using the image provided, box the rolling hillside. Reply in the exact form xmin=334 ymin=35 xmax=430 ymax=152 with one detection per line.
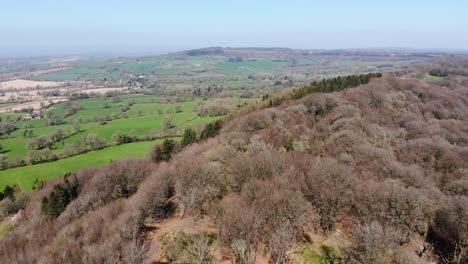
xmin=0 ymin=62 xmax=466 ymax=263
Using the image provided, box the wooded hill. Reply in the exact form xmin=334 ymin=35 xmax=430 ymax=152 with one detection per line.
xmin=0 ymin=66 xmax=466 ymax=263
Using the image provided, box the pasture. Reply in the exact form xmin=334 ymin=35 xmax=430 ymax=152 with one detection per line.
xmin=0 ymin=139 xmax=170 ymax=190
xmin=0 ymin=94 xmax=223 ymax=190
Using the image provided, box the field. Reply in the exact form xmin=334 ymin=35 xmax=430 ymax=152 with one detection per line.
xmin=1 ymin=95 xmax=216 ymax=159
xmin=31 ymin=67 xmax=110 ymax=81
xmin=0 ymin=93 xmax=224 ymax=190
xmin=0 ymin=79 xmax=61 ymax=89
xmin=0 ymin=140 xmax=167 ymax=190
xmin=214 ymin=60 xmax=288 ymax=76
xmin=0 ymin=98 xmax=67 ymax=113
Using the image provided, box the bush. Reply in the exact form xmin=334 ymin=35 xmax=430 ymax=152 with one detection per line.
xmin=112 ymin=130 xmax=134 ymax=145
xmin=28 ymin=135 xmax=53 ymax=150
xmin=0 ymin=192 xmax=29 ymax=218
xmin=161 ymin=116 xmax=174 ymax=129
xmin=29 ymin=149 xmax=58 ymax=164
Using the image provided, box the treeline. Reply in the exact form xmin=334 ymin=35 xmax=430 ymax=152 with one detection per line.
xmin=185 ymin=47 xmax=224 ymax=56
xmin=267 ymin=72 xmax=382 ymax=107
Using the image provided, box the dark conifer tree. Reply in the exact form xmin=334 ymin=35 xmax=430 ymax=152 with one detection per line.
xmin=181 ymin=128 xmax=197 ymax=147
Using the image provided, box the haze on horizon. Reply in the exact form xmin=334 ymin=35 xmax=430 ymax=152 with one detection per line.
xmin=1 ymin=0 xmax=467 ymax=56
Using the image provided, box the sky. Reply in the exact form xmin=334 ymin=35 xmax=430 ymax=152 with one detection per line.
xmin=0 ymin=0 xmax=467 ymax=56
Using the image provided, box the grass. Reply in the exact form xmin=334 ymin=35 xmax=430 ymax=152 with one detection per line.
xmin=15 ymin=118 xmax=48 ymax=128
xmin=299 ymin=247 xmax=326 ymax=264
xmin=425 ymin=74 xmax=444 ymax=81
xmin=65 ymin=107 xmax=122 ymax=122
xmin=215 ymin=60 xmax=287 ymax=76
xmin=32 ymin=67 xmax=109 ymax=81
xmin=0 ymin=139 xmax=168 ymax=191
xmin=0 ymin=112 xmax=24 ymax=121
xmin=297 ymin=58 xmax=317 ymax=66
xmin=1 ymin=138 xmax=30 ymax=158
xmin=126 ymin=101 xmax=200 ymax=117
xmin=0 ymin=94 xmax=216 ymax=162
xmin=63 ymin=112 xmax=198 ymax=143
xmin=0 ymin=99 xmax=220 ymax=187
xmin=11 ymin=123 xmax=74 ymax=138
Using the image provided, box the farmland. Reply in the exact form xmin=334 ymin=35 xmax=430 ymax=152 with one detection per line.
xmin=0 ymin=48 xmax=436 ymax=191
xmin=0 ymin=140 xmax=167 ymax=190
xmin=0 ymin=93 xmax=231 ymax=190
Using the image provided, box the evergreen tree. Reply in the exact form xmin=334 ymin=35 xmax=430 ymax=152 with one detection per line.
xmin=41 ymin=175 xmax=80 ymax=218
xmin=181 ymin=128 xmax=197 ymax=147
xmin=150 ymin=139 xmax=178 ymax=162
xmin=200 ymin=120 xmax=223 ymax=139
xmin=3 ymin=185 xmax=16 ymax=200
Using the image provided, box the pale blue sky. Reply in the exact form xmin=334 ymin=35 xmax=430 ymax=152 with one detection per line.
xmin=1 ymin=0 xmax=467 ymax=55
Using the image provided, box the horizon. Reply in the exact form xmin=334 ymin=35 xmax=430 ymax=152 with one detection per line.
xmin=1 ymin=0 xmax=467 ymax=56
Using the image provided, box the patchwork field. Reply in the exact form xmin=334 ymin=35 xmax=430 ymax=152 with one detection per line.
xmin=0 ymin=93 xmax=225 ymax=190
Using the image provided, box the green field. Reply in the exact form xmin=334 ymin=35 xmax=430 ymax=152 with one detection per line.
xmin=0 ymin=140 xmax=168 ymax=190
xmin=31 ymin=67 xmax=109 ymax=81
xmin=0 ymin=95 xmax=211 ymax=156
xmin=0 ymin=92 xmax=224 ymax=190
xmin=297 ymin=58 xmax=317 ymax=66
xmin=1 ymin=138 xmax=30 ymax=158
xmin=215 ymin=60 xmax=287 ymax=76
xmin=424 ymin=74 xmax=444 ymax=81
xmin=28 ymin=54 xmax=289 ymax=81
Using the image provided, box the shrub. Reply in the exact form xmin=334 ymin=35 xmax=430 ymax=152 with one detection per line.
xmin=161 ymin=116 xmax=174 ymax=129
xmin=29 ymin=149 xmax=58 ymax=164
xmin=28 ymin=135 xmax=53 ymax=150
